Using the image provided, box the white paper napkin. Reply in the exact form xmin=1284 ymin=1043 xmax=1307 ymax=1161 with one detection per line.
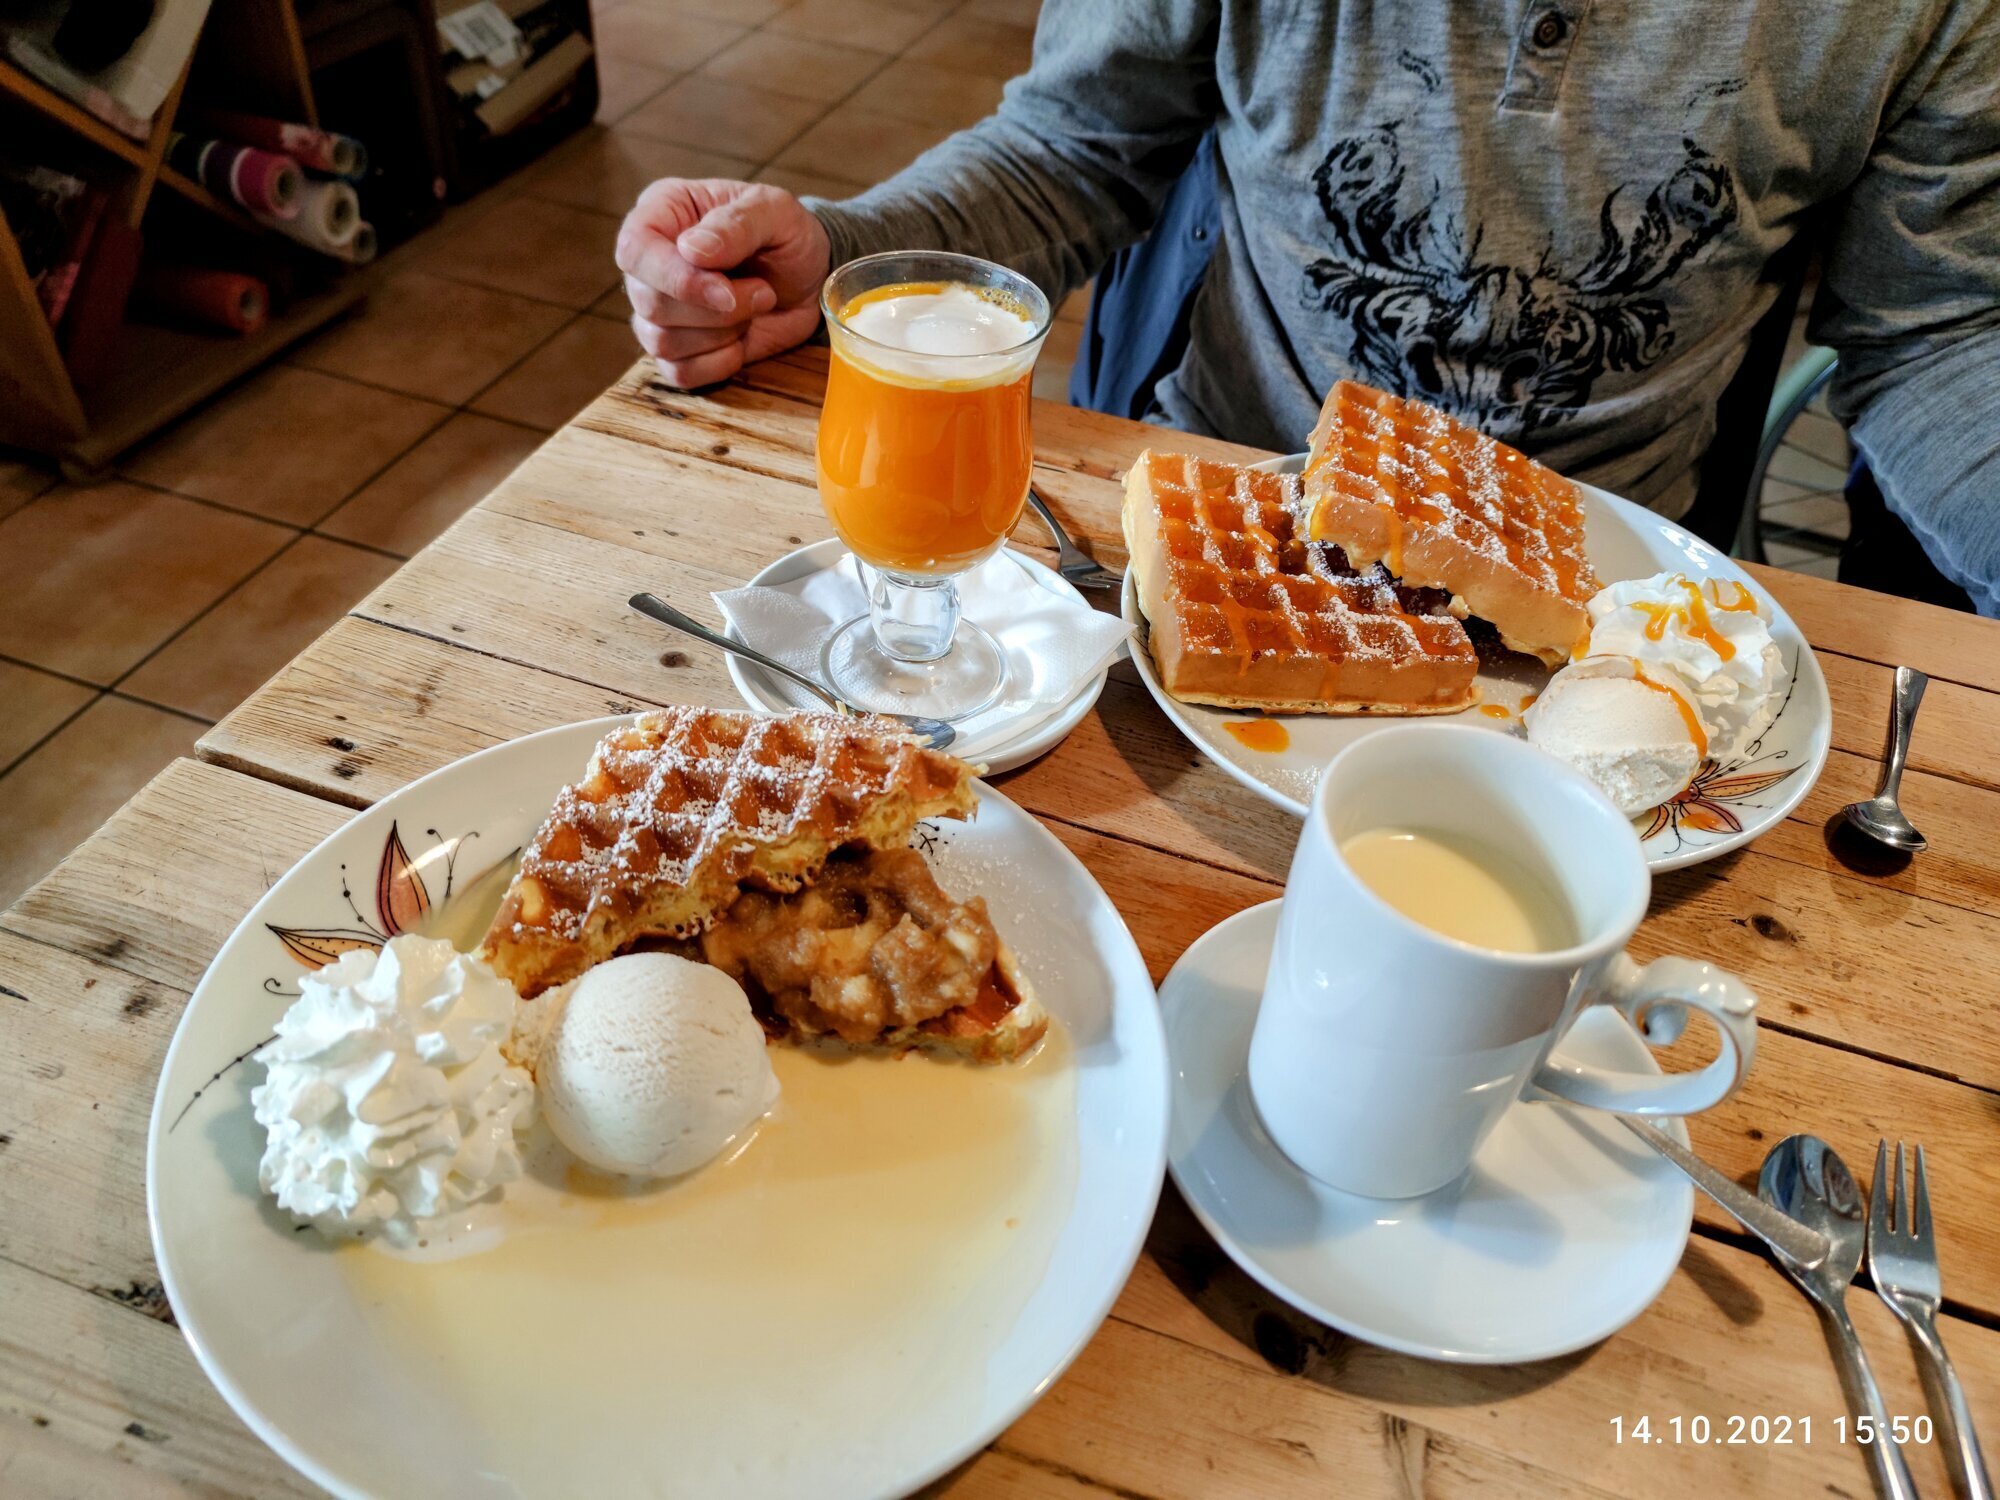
xmin=713 ymin=550 xmax=1131 ymax=761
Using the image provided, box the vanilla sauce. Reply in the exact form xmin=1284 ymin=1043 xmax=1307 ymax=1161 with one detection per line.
xmin=338 ymin=856 xmax=1080 ymax=1494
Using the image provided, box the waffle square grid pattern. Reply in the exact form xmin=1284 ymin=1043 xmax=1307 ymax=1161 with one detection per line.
xmin=482 ymin=708 xmax=973 ymax=997
xmin=1129 ymin=452 xmax=1478 ymax=713
xmin=1303 ymin=382 xmax=1597 ymax=663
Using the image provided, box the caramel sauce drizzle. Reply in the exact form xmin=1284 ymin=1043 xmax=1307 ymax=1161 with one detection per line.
xmin=1712 ymin=579 xmax=1760 ymax=613
xmin=1627 ymin=576 xmax=1736 ymax=661
xmin=1632 ymin=665 xmax=1708 ymax=757
xmin=1223 ymin=719 xmax=1290 ymax=752
xmin=1478 ymin=704 xmax=1513 ymax=719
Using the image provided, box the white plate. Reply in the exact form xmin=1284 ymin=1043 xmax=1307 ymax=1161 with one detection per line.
xmin=1124 ymin=454 xmax=1832 ymax=870
xmin=1162 ymin=902 xmax=1693 ymax=1364
xmin=148 ymin=718 xmax=1169 ymax=1500
xmin=725 ymin=539 xmax=1111 ymax=774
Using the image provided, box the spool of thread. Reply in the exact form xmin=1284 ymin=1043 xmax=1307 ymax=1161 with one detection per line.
xmin=190 ymin=109 xmax=368 ymax=180
xmin=252 ymin=179 xmax=360 ymax=256
xmin=134 ymin=266 xmax=269 ymax=334
xmin=331 ymin=221 xmax=377 ymax=266
xmin=166 ymin=133 xmax=301 ymax=219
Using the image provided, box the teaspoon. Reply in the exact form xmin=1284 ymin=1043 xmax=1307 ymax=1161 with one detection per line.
xmin=627 ymin=594 xmax=956 ymax=752
xmin=1843 ymin=666 xmax=1928 ymax=853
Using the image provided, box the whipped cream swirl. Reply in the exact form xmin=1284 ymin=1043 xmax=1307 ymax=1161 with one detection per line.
xmin=252 ymin=935 xmax=533 ymax=1244
xmin=1584 ymin=572 xmax=1789 ymax=760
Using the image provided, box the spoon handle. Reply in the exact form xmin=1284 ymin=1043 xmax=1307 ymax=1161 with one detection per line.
xmin=1879 ymin=666 xmax=1929 ymax=802
xmin=1822 ymin=1297 xmax=1922 ymax=1500
xmin=628 ymin=593 xmax=847 ymax=716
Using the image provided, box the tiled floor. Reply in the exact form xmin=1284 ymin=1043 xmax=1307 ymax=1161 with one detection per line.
xmin=0 ymin=0 xmax=1852 ymax=907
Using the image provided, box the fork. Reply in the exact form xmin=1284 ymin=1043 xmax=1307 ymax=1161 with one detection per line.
xmin=1870 ymin=1139 xmax=1993 ymax=1500
xmin=1025 ymin=485 xmax=1123 ymax=592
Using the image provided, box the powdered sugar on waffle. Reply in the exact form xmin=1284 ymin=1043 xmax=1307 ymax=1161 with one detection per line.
xmin=1314 ymin=385 xmax=1593 ymax=598
xmin=1156 ymin=457 xmax=1462 ymax=666
xmin=515 ymin=710 xmax=899 ymax=940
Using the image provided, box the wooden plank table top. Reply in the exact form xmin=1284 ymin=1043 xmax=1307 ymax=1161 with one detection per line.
xmin=6 ymin=346 xmax=2000 ymax=1498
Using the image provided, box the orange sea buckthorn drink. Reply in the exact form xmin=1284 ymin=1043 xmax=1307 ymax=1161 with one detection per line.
xmin=816 ymin=252 xmax=1051 ymax=721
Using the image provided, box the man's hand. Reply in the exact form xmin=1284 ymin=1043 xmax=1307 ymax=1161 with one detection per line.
xmin=616 ymin=179 xmax=831 ymax=389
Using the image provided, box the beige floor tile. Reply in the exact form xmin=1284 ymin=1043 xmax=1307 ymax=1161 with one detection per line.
xmin=471 ymin=317 xmax=644 ymax=430
xmin=849 ymin=57 xmax=1005 ymax=132
xmin=622 ymin=76 xmax=829 ymax=162
xmin=907 ymin=13 xmax=1036 ymax=78
xmin=289 ymin=272 xmax=571 ymax=406
xmin=1766 ymin=442 xmax=1848 ymax=492
xmin=757 ymin=165 xmax=872 ymax=201
xmin=772 ymin=106 xmax=953 ymax=187
xmin=1056 ymin=281 xmax=1093 ymax=322
xmin=666 ymin=0 xmax=792 ymax=22
xmin=121 ymin=537 xmax=400 ymax=720
xmin=591 ymin=9 xmax=746 ymax=72
xmin=768 ymin=0 xmax=933 ymax=53
xmin=319 ymin=414 xmax=545 ymax=557
xmin=524 ymin=126 xmax=756 ymax=218
xmin=1787 ymin=408 xmax=1850 ymax=468
xmin=1 ymin=452 xmax=57 ymax=523
xmin=419 ymin=196 xmax=625 ymax=310
xmin=0 ymin=483 xmax=290 ymax=683
xmin=965 ymin=0 xmax=1040 ymax=22
xmin=0 ymin=696 xmax=198 ymax=909
xmin=0 ymin=661 xmax=94 ymax=771
xmin=595 ymin=56 xmax=676 ymax=124
xmin=120 ymin=367 xmax=449 ymax=524
xmin=699 ymin=30 xmax=884 ymax=104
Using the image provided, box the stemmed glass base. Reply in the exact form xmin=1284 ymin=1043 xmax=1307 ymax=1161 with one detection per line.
xmin=822 ymin=613 xmax=1006 ymax=723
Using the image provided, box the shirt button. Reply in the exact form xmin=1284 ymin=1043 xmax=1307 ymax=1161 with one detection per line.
xmin=1531 ymin=10 xmax=1568 ymax=46
xmin=1192 ymin=225 xmax=1208 ymax=241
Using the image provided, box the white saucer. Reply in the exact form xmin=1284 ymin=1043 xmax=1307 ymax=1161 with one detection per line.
xmin=725 ymin=538 xmax=1112 ymax=774
xmin=1162 ymin=902 xmax=1694 ymax=1364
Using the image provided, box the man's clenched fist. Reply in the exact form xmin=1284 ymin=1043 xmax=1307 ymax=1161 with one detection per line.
xmin=615 ymin=178 xmax=831 ymax=389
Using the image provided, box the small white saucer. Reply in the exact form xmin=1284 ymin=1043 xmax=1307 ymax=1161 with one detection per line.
xmin=724 ymin=539 xmax=1112 ymax=774
xmin=1162 ymin=902 xmax=1694 ymax=1364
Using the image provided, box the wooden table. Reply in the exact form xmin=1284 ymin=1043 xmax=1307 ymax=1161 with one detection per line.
xmin=7 ymin=349 xmax=2000 ymax=1498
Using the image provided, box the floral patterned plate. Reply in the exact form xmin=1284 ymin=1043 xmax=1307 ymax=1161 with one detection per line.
xmin=1123 ymin=456 xmax=1831 ymax=871
xmin=146 ymin=717 xmax=1169 ymax=1500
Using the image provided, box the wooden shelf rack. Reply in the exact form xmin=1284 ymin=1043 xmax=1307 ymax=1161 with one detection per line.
xmin=0 ymin=0 xmax=367 ymax=474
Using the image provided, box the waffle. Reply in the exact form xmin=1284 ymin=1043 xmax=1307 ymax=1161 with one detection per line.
xmin=480 ymin=708 xmax=976 ymax=1000
xmin=1301 ymin=381 xmax=1599 ymax=665
xmin=1123 ymin=449 xmax=1479 ymax=714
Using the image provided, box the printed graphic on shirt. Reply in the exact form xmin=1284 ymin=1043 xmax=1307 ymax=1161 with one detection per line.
xmin=1301 ymin=125 xmax=1737 ymax=441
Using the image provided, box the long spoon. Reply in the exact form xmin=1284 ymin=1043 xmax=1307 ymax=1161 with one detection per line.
xmin=627 ymin=594 xmax=956 ymax=751
xmin=1761 ymin=1135 xmax=1919 ymax=1500
xmin=1842 ymin=666 xmax=1928 ymax=853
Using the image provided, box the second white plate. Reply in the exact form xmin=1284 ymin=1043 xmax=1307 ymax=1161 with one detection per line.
xmin=1124 ymin=455 xmax=1831 ymax=870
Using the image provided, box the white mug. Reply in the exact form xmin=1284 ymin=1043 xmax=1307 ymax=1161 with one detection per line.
xmin=1246 ymin=724 xmax=1757 ymax=1200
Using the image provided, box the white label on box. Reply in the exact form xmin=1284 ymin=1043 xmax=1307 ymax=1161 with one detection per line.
xmin=475 ymin=72 xmax=508 ymax=98
xmin=438 ymin=1 xmax=521 ymax=62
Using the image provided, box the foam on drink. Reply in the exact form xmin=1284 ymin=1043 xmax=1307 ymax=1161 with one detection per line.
xmin=836 ymin=281 xmax=1040 ymax=389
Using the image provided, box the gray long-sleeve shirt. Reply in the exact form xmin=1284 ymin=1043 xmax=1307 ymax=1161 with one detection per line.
xmin=810 ymin=0 xmax=2000 ymax=613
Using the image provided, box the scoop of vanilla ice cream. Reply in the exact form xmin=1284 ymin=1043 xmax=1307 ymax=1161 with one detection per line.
xmin=538 ymin=953 xmax=778 ymax=1178
xmin=1586 ymin=573 xmax=1789 ymax=760
xmin=252 ymin=935 xmax=534 ymax=1243
xmin=1525 ymin=655 xmax=1704 ymax=816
